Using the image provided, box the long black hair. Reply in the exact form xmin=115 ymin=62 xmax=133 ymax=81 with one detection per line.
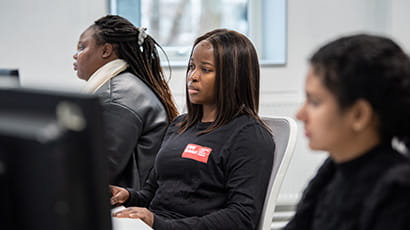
xmin=178 ymin=29 xmax=267 ymax=134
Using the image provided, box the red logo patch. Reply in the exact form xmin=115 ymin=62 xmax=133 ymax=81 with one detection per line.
xmin=181 ymin=144 xmax=212 ymax=163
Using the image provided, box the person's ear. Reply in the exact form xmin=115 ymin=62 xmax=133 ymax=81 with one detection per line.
xmin=101 ymin=43 xmax=114 ymax=58
xmin=350 ymin=99 xmax=375 ymax=132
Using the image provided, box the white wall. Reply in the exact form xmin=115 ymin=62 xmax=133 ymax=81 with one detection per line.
xmin=1 ymin=0 xmax=410 ymax=202
xmin=0 ymin=0 xmax=107 ymax=90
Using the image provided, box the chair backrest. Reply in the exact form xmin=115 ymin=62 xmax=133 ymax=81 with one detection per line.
xmin=257 ymin=116 xmax=297 ymax=230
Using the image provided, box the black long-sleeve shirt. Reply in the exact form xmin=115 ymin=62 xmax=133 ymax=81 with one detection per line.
xmin=284 ymin=144 xmax=410 ymax=230
xmin=125 ymin=114 xmax=275 ymax=230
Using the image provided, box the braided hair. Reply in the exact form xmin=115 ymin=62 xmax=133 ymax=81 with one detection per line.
xmin=90 ymin=15 xmax=178 ymax=122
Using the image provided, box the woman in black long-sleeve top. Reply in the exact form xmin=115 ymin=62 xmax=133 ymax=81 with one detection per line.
xmin=110 ymin=29 xmax=275 ymax=230
xmin=285 ymin=34 xmax=410 ymax=230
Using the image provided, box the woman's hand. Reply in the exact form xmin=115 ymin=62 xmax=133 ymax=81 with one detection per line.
xmin=110 ymin=185 xmax=130 ymax=205
xmin=112 ymin=207 xmax=154 ymax=227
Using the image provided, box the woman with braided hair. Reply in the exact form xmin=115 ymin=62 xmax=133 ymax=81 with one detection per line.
xmin=73 ymin=15 xmax=178 ymax=191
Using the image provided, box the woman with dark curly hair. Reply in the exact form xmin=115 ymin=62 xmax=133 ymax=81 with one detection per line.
xmin=286 ymin=34 xmax=410 ymax=230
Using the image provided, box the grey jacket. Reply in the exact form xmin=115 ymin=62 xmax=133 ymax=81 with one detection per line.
xmin=95 ymin=71 xmax=169 ymax=190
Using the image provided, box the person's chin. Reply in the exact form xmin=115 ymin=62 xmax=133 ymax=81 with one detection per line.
xmin=77 ymin=74 xmax=89 ymax=81
xmin=188 ymin=96 xmax=201 ymax=104
xmin=308 ymin=141 xmax=318 ymax=150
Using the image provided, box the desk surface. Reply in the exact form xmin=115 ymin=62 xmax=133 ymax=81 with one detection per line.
xmin=112 ymin=217 xmax=153 ymax=230
xmin=111 ymin=206 xmax=152 ymax=230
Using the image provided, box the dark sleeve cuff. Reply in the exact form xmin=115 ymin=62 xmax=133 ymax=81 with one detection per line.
xmin=152 ymin=214 xmax=168 ymax=230
xmin=123 ymin=188 xmax=137 ymax=207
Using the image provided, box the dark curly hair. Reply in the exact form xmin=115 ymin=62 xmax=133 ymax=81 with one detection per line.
xmin=310 ymin=34 xmax=410 ymax=149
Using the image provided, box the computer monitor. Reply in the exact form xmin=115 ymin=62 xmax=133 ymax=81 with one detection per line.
xmin=0 ymin=88 xmax=112 ymax=230
xmin=0 ymin=68 xmax=20 ymax=88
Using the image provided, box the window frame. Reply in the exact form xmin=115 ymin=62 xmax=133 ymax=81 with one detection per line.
xmin=109 ymin=0 xmax=287 ymax=67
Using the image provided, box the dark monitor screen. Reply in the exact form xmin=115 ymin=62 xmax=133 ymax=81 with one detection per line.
xmin=0 ymin=68 xmax=20 ymax=88
xmin=0 ymin=88 xmax=112 ymax=230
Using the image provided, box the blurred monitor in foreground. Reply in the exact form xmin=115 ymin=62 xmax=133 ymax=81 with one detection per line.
xmin=0 ymin=88 xmax=111 ymax=230
xmin=0 ymin=68 xmax=20 ymax=88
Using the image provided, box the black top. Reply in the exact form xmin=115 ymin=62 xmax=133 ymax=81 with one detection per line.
xmin=284 ymin=144 xmax=410 ymax=230
xmin=126 ymin=114 xmax=275 ymax=230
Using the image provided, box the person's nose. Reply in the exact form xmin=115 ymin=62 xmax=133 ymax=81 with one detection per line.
xmin=187 ymin=69 xmax=199 ymax=82
xmin=296 ymin=102 xmax=306 ymax=121
xmin=73 ymin=52 xmax=78 ymax=60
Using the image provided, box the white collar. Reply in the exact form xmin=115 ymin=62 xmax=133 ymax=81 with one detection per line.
xmin=82 ymin=59 xmax=129 ymax=94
